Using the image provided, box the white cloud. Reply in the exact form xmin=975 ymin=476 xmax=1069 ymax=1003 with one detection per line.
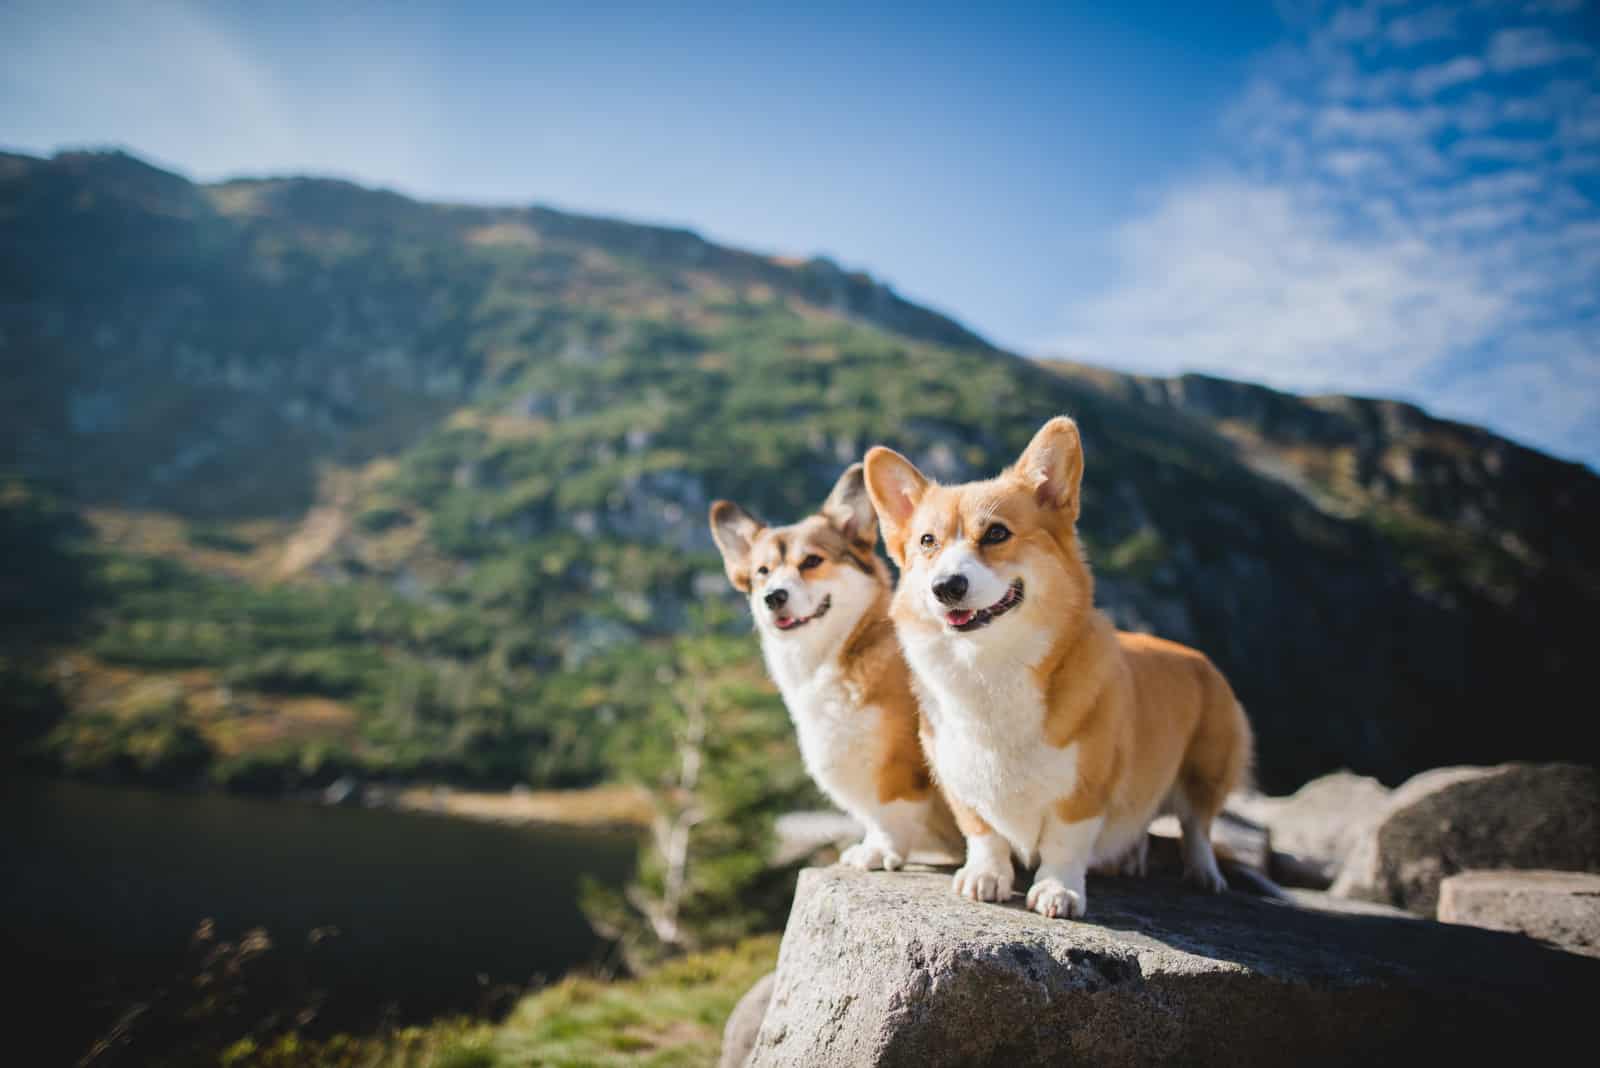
xmin=1327 ymin=5 xmax=1383 ymax=41
xmin=1486 ymin=27 xmax=1593 ymax=72
xmin=1412 ymin=55 xmax=1485 ymax=95
xmin=1451 ymin=135 xmax=1548 ymax=161
xmin=1387 ymin=5 xmax=1460 ymax=46
xmin=1058 ymin=179 xmax=1504 ymax=395
xmin=1315 ymin=103 xmax=1449 ymax=139
xmin=1521 ymin=0 xmax=1585 ymax=14
xmin=1324 ymin=147 xmax=1390 ymax=175
xmin=1053 ymin=0 xmax=1600 ymax=466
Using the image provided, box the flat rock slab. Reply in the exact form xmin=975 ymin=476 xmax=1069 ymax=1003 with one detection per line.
xmin=749 ymin=867 xmax=1597 ymax=1067
xmin=1439 ymin=869 xmax=1600 ymax=957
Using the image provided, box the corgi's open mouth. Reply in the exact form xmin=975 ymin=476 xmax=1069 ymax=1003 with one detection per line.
xmin=775 ymin=596 xmax=831 ymax=631
xmin=945 ymin=581 xmax=1024 ymax=631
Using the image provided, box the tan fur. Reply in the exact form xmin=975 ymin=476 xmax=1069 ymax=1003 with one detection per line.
xmin=865 ymin=417 xmax=1253 ymax=912
xmin=840 ymin=605 xmax=940 ymax=804
xmin=709 ymin=467 xmax=959 ymax=863
xmin=1038 ymin=615 xmax=1249 ymax=836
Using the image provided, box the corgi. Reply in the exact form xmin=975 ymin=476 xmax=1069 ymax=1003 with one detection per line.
xmin=709 ymin=464 xmax=959 ymax=870
xmin=862 ymin=417 xmax=1252 ymax=919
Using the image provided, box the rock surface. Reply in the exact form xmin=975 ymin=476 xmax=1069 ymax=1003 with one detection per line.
xmin=1331 ymin=762 xmax=1600 ymax=913
xmin=1229 ymin=771 xmax=1391 ymax=885
xmin=747 ymin=867 xmax=1595 ymax=1067
xmin=1439 ymin=869 xmax=1600 ymax=958
xmin=719 ymin=971 xmax=776 ymax=1068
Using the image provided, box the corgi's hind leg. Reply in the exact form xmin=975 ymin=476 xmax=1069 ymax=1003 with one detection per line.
xmin=1108 ymin=833 xmax=1150 ymax=878
xmin=841 ymin=797 xmax=933 ymax=871
xmin=1174 ymin=695 xmax=1252 ymax=893
xmin=1172 ymin=783 xmax=1227 ymax=892
xmin=1089 ymin=824 xmax=1150 ymax=878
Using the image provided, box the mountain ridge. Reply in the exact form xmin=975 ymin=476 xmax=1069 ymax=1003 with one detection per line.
xmin=3 ymin=147 xmax=1596 ymax=793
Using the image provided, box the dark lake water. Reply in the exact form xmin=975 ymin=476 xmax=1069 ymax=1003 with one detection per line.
xmin=0 ymin=776 xmax=637 ymax=1065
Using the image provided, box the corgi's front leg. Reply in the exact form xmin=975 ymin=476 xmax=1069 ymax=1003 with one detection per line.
xmin=942 ymin=793 xmax=1015 ymax=902
xmin=953 ymin=831 xmax=1015 ymax=901
xmin=1027 ymin=807 xmax=1105 ymax=919
xmin=840 ymin=832 xmax=904 ymax=871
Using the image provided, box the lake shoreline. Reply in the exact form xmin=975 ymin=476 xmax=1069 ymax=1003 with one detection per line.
xmin=17 ymin=760 xmax=656 ymax=832
xmin=2 ymin=775 xmax=642 ymax=1067
xmin=381 ymin=781 xmax=654 ymax=830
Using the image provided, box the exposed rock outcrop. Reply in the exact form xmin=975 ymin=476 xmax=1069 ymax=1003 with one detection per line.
xmin=1331 ymin=762 xmax=1600 ymax=913
xmin=1439 ymin=869 xmax=1600 ymax=958
xmin=746 ymin=867 xmax=1595 ymax=1067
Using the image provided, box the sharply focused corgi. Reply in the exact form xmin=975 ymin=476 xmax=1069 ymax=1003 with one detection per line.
xmin=709 ymin=465 xmax=960 ymax=870
xmin=862 ymin=417 xmax=1253 ymax=919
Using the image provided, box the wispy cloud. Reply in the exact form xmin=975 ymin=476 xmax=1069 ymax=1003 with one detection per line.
xmin=1386 ymin=6 xmax=1460 ymax=47
xmin=1485 ymin=26 xmax=1592 ymax=72
xmin=1412 ymin=55 xmax=1484 ymax=95
xmin=1054 ymin=0 xmax=1600 ymax=467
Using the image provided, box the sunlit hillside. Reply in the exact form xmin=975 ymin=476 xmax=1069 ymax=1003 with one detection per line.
xmin=4 ymin=148 xmax=1598 ymax=794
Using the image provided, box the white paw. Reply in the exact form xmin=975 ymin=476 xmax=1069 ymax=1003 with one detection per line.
xmin=841 ymin=840 xmax=904 ymax=872
xmin=951 ymin=860 xmax=1014 ymax=902
xmin=1026 ymin=877 xmax=1087 ymax=919
xmin=1184 ymin=861 xmax=1228 ymax=894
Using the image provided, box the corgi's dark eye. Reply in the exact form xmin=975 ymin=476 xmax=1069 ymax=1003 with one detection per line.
xmin=799 ymin=554 xmax=823 ymax=571
xmin=919 ymin=533 xmax=936 ymax=550
xmin=980 ymin=523 xmax=1011 ymax=546
xmin=757 ymin=565 xmax=769 ymax=576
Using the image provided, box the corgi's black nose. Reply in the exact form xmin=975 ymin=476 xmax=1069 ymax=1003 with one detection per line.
xmin=764 ymin=589 xmax=788 ymax=610
xmin=932 ymin=574 xmax=968 ymax=604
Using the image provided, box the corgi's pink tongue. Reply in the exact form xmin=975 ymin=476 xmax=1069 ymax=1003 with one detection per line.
xmin=775 ymin=616 xmax=798 ymax=630
xmin=945 ymin=608 xmax=975 ymax=627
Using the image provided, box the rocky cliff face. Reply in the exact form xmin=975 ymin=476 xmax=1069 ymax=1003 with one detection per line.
xmin=3 ymin=148 xmax=1597 ymax=790
xmin=739 ymin=868 xmax=1595 ymax=1067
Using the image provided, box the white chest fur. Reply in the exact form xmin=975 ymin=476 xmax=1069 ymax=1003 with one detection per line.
xmin=902 ymin=629 xmax=1078 ymax=863
xmin=763 ymin=643 xmax=884 ymax=816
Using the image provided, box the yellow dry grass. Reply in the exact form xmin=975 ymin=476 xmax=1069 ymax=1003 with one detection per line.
xmin=392 ymin=782 xmax=655 ymax=829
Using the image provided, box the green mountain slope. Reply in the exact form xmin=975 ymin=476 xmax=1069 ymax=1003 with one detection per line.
xmin=3 ymin=149 xmax=1596 ymax=792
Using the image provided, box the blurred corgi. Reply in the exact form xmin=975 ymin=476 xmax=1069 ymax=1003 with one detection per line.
xmin=863 ymin=417 xmax=1252 ymax=919
xmin=709 ymin=464 xmax=959 ymax=870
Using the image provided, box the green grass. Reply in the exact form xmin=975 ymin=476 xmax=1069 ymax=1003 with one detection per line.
xmin=211 ymin=937 xmax=780 ymax=1068
xmin=490 ymin=936 xmax=780 ymax=1068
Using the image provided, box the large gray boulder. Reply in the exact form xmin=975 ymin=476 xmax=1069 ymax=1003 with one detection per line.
xmin=1439 ymin=869 xmax=1600 ymax=958
xmin=747 ymin=867 xmax=1595 ymax=1067
xmin=719 ymin=971 xmax=776 ymax=1068
xmin=1331 ymin=762 xmax=1600 ymax=913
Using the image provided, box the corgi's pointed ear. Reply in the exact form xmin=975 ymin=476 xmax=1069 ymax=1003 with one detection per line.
xmin=863 ymin=447 xmax=929 ymax=564
xmin=1012 ymin=416 xmax=1084 ymax=520
xmin=709 ymin=500 xmax=764 ymax=592
xmin=820 ymin=463 xmax=877 ymax=547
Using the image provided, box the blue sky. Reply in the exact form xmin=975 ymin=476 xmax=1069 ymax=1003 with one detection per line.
xmin=3 ymin=1 xmax=1597 ymax=467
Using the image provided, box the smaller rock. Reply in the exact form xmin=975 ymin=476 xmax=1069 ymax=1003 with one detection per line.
xmin=772 ymin=811 xmax=861 ymax=866
xmin=719 ymin=971 xmax=775 ymax=1068
xmin=1439 ymin=870 xmax=1600 ymax=958
xmin=1230 ymin=771 xmax=1391 ymax=886
xmin=1331 ymin=763 xmax=1600 ymax=914
xmin=321 ymin=776 xmax=358 ymax=806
